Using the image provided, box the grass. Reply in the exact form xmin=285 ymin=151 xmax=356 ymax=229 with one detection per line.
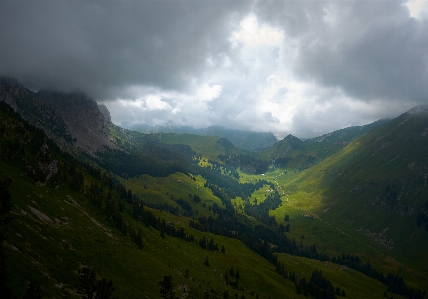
xmin=3 ymin=157 xmax=411 ymax=298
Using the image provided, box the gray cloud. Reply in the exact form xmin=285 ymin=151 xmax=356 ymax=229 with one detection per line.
xmin=1 ymin=0 xmax=428 ymax=138
xmin=1 ymin=1 xmax=250 ymax=98
xmin=256 ymin=0 xmax=428 ymax=103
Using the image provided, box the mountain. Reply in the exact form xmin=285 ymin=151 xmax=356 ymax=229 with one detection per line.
xmin=1 ymin=77 xmax=427 ymax=298
xmin=274 ymin=106 xmax=428 ymax=290
xmin=305 ymin=119 xmax=389 ymax=160
xmin=36 ymin=89 xmax=116 ymax=153
xmin=125 ymin=123 xmax=278 ymax=152
xmin=0 ymin=78 xmax=73 ymax=147
xmin=260 ymin=120 xmax=388 ymax=170
xmin=0 ymin=78 xmax=116 ymax=154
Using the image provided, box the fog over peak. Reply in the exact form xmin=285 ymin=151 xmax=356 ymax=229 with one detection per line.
xmin=1 ymin=0 xmax=427 ymax=138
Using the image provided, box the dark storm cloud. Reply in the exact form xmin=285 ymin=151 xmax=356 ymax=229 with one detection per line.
xmin=2 ymin=0 xmax=428 ymax=138
xmin=0 ymin=1 xmax=250 ymax=99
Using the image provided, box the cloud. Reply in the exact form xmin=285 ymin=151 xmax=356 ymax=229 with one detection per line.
xmin=1 ymin=0 xmax=428 ymax=138
xmin=0 ymin=1 xmax=250 ymax=97
xmin=230 ymin=14 xmax=284 ymax=47
xmin=197 ymin=84 xmax=223 ymax=102
xmin=405 ymin=0 xmax=428 ymax=19
xmin=145 ymin=96 xmax=172 ymax=111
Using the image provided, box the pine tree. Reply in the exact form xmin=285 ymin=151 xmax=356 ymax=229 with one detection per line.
xmin=24 ymin=281 xmax=42 ymax=299
xmin=0 ymin=178 xmax=14 ymax=299
xmin=204 ymin=256 xmax=210 ymax=267
xmin=335 ymin=287 xmax=341 ymax=296
xmin=135 ymin=229 xmax=143 ymax=248
xmin=158 ymin=275 xmax=176 ymax=299
xmin=95 ymin=278 xmax=117 ymax=299
xmin=77 ymin=267 xmax=97 ymax=299
xmin=229 ymin=267 xmax=235 ymax=277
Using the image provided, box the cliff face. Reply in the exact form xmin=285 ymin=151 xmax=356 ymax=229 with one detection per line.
xmin=37 ymin=90 xmax=116 ymax=153
xmin=0 ymin=77 xmax=116 ymax=154
xmin=0 ymin=78 xmax=73 ymax=146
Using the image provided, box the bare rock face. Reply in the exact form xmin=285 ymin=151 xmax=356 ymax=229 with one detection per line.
xmin=98 ymin=104 xmax=112 ymax=125
xmin=37 ymin=90 xmax=116 ymax=154
xmin=0 ymin=78 xmax=73 ymax=146
xmin=0 ymin=77 xmax=116 ymax=155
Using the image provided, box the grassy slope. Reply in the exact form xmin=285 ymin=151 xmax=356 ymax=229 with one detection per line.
xmin=1 ymin=161 xmax=296 ymax=298
xmin=1 ymin=159 xmax=403 ymax=298
xmin=124 ymin=173 xmax=225 ymax=217
xmin=251 ymin=111 xmax=428 ymax=291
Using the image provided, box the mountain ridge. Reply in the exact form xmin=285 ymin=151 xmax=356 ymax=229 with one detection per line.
xmin=124 ymin=123 xmax=279 ymax=152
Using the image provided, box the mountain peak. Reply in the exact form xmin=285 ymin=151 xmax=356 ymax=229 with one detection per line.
xmin=406 ymin=105 xmax=428 ymax=116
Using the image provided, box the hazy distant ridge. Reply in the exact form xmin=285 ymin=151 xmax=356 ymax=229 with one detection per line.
xmin=124 ymin=123 xmax=278 ymax=152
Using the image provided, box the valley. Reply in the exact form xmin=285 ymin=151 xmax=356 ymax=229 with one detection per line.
xmin=1 ymin=78 xmax=427 ymax=298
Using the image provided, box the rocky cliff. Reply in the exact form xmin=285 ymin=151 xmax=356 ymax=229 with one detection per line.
xmin=37 ymin=89 xmax=116 ymax=153
xmin=0 ymin=77 xmax=116 ymax=154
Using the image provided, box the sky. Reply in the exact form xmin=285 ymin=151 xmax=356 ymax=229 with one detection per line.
xmin=1 ymin=0 xmax=428 ymax=138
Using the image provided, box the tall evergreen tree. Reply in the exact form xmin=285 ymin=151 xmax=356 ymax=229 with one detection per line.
xmin=77 ymin=267 xmax=97 ymax=299
xmin=24 ymin=281 xmax=42 ymax=299
xmin=0 ymin=178 xmax=14 ymax=299
xmin=158 ymin=275 xmax=175 ymax=299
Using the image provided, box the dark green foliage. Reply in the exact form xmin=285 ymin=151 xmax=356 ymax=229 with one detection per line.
xmin=229 ymin=267 xmax=235 ymax=277
xmin=77 ymin=267 xmax=117 ymax=299
xmin=70 ymin=166 xmax=84 ymax=191
xmin=335 ymin=287 xmax=341 ymax=296
xmin=95 ymin=278 xmax=117 ymax=299
xmin=219 ymin=154 xmax=269 ymax=174
xmin=190 ymin=206 xmax=328 ymax=266
xmin=95 ymin=141 xmax=194 ymax=178
xmin=198 ymin=165 xmax=274 ymax=205
xmin=23 ymin=281 xmax=42 ymax=299
xmin=296 ymin=269 xmax=336 ymax=299
xmin=193 ymin=194 xmax=201 ymax=203
xmin=175 ymin=198 xmax=192 ymax=215
xmin=416 ymin=212 xmax=428 ymax=231
xmin=135 ymin=229 xmax=143 ymax=248
xmin=332 ymin=254 xmax=423 ymax=299
xmin=204 ymin=256 xmax=210 ymax=267
xmin=0 ymin=178 xmax=13 ymax=299
xmin=158 ymin=275 xmax=175 ymax=299
xmin=244 ymin=190 xmax=282 ymax=225
xmin=77 ymin=267 xmax=97 ymax=299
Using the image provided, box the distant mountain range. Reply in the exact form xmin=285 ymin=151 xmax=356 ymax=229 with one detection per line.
xmin=122 ymin=123 xmax=279 ymax=152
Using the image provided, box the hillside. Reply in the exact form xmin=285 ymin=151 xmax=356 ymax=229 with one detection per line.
xmin=260 ymin=120 xmax=388 ymax=170
xmin=0 ymin=99 xmax=401 ymax=299
xmin=270 ymin=106 xmax=428 ymax=291
xmin=1 ymin=78 xmax=427 ymax=298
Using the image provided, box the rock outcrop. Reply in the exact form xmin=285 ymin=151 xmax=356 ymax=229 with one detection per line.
xmin=0 ymin=77 xmax=116 ymax=155
xmin=37 ymin=89 xmax=116 ymax=153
